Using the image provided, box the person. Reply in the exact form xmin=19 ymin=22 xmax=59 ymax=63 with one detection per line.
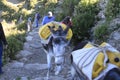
xmin=0 ymin=22 xmax=8 ymax=74
xmin=27 ymin=17 xmax=32 ymax=32
xmin=61 ymin=16 xmax=73 ymax=27
xmin=18 ymin=15 xmax=23 ymax=24
xmin=41 ymin=11 xmax=55 ymax=25
xmin=32 ymin=12 xmax=41 ymax=28
xmin=36 ymin=13 xmax=41 ymax=27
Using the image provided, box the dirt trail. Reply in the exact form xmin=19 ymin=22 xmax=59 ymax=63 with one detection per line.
xmin=0 ymin=25 xmax=72 ymax=80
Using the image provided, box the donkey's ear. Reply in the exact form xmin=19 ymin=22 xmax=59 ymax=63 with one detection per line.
xmin=48 ymin=26 xmax=55 ymax=29
xmin=48 ymin=26 xmax=51 ymax=29
xmin=63 ymin=25 xmax=70 ymax=35
xmin=48 ymin=26 xmax=55 ymax=33
xmin=58 ymin=26 xmax=63 ymax=31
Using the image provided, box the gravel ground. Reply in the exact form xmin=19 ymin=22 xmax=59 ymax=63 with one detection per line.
xmin=0 ymin=26 xmax=72 ymax=80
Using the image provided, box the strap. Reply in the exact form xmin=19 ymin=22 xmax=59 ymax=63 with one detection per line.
xmin=72 ymin=62 xmax=89 ymax=80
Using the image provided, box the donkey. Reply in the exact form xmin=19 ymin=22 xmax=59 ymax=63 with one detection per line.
xmin=40 ymin=23 xmax=71 ymax=79
xmin=70 ymin=41 xmax=120 ymax=80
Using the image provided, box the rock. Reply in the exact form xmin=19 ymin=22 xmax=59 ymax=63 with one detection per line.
xmin=21 ymin=77 xmax=28 ymax=80
xmin=24 ymin=63 xmax=48 ymax=70
xmin=108 ymin=29 xmax=120 ymax=51
xmin=112 ymin=32 xmax=120 ymax=40
xmin=11 ymin=61 xmax=24 ymax=68
xmin=26 ymin=36 xmax=33 ymax=41
xmin=19 ymin=58 xmax=28 ymax=62
xmin=24 ymin=42 xmax=30 ymax=49
xmin=30 ymin=43 xmax=42 ymax=49
xmin=31 ymin=77 xmax=44 ymax=80
xmin=16 ymin=50 xmax=33 ymax=59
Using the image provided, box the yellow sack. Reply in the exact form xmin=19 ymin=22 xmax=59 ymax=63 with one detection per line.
xmin=92 ymin=42 xmax=120 ymax=78
xmin=39 ymin=21 xmax=73 ymax=40
xmin=83 ymin=43 xmax=105 ymax=78
xmin=100 ymin=42 xmax=120 ymax=67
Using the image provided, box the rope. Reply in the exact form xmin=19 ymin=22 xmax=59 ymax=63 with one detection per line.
xmin=72 ymin=42 xmax=120 ymax=80
xmin=72 ymin=62 xmax=89 ymax=80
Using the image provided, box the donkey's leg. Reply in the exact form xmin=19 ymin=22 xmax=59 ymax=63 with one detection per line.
xmin=46 ymin=54 xmax=52 ymax=79
xmin=55 ymin=57 xmax=64 ymax=75
xmin=71 ymin=66 xmax=76 ymax=80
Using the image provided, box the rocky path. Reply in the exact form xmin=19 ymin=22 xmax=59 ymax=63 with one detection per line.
xmin=0 ymin=27 xmax=71 ymax=80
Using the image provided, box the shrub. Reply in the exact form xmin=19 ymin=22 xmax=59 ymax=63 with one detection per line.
xmin=3 ymin=30 xmax=26 ymax=61
xmin=72 ymin=0 xmax=100 ymax=43
xmin=106 ymin=0 xmax=120 ymax=20
xmin=17 ymin=21 xmax=27 ymax=31
xmin=93 ymin=23 xmax=108 ymax=43
xmin=4 ymin=36 xmax=23 ymax=60
xmin=2 ymin=21 xmax=26 ymax=62
xmin=62 ymin=0 xmax=80 ymax=16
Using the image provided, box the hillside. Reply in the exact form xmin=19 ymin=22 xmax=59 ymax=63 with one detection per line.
xmin=0 ymin=0 xmax=120 ymax=79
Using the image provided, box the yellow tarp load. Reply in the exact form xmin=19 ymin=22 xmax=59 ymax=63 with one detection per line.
xmin=83 ymin=42 xmax=120 ymax=78
xmin=72 ymin=42 xmax=120 ymax=79
xmin=92 ymin=42 xmax=120 ymax=78
xmin=39 ymin=21 xmax=73 ymax=41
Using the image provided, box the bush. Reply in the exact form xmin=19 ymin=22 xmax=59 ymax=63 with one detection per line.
xmin=2 ymin=21 xmax=26 ymax=63
xmin=55 ymin=13 xmax=65 ymax=21
xmin=72 ymin=0 xmax=100 ymax=44
xmin=3 ymin=30 xmax=26 ymax=62
xmin=93 ymin=23 xmax=108 ymax=43
xmin=17 ymin=21 xmax=27 ymax=31
xmin=4 ymin=36 xmax=23 ymax=60
xmin=62 ymin=0 xmax=80 ymax=16
xmin=106 ymin=0 xmax=120 ymax=20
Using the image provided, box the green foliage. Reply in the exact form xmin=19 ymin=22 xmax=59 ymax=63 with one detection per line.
xmin=94 ymin=23 xmax=108 ymax=43
xmin=0 ymin=1 xmax=20 ymax=22
xmin=0 ymin=0 xmax=33 ymax=64
xmin=34 ymin=0 xmax=57 ymax=18
xmin=15 ymin=77 xmax=21 ymax=80
xmin=0 ymin=0 xmax=19 ymax=12
xmin=45 ymin=3 xmax=57 ymax=12
xmin=106 ymin=0 xmax=120 ymax=20
xmin=0 ymin=0 xmax=34 ymax=22
xmin=4 ymin=25 xmax=26 ymax=61
xmin=62 ymin=0 xmax=80 ymax=16
xmin=28 ymin=0 xmax=38 ymax=9
xmin=1 ymin=12 xmax=22 ymax=22
xmin=47 ymin=0 xmax=58 ymax=4
xmin=17 ymin=21 xmax=27 ymax=31
xmin=4 ymin=35 xmax=24 ymax=60
xmin=3 ymin=26 xmax=26 ymax=61
xmin=30 ymin=0 xmax=38 ymax=8
xmin=55 ymin=13 xmax=65 ymax=21
xmin=72 ymin=0 xmax=100 ymax=43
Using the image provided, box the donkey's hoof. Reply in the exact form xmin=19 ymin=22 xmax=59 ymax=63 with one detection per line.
xmin=46 ymin=76 xmax=50 ymax=80
xmin=55 ymin=71 xmax=60 ymax=75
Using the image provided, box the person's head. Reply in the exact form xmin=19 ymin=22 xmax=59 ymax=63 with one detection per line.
xmin=65 ymin=16 xmax=71 ymax=21
xmin=48 ymin=11 xmax=53 ymax=17
xmin=62 ymin=16 xmax=72 ymax=24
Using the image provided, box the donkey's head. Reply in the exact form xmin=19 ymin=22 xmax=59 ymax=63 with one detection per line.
xmin=48 ymin=25 xmax=70 ymax=75
xmin=48 ymin=25 xmax=69 ymax=55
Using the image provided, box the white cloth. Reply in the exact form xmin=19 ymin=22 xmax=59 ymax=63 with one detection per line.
xmin=72 ymin=42 xmax=120 ymax=80
xmin=94 ymin=63 xmax=118 ymax=80
xmin=72 ymin=47 xmax=102 ymax=80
